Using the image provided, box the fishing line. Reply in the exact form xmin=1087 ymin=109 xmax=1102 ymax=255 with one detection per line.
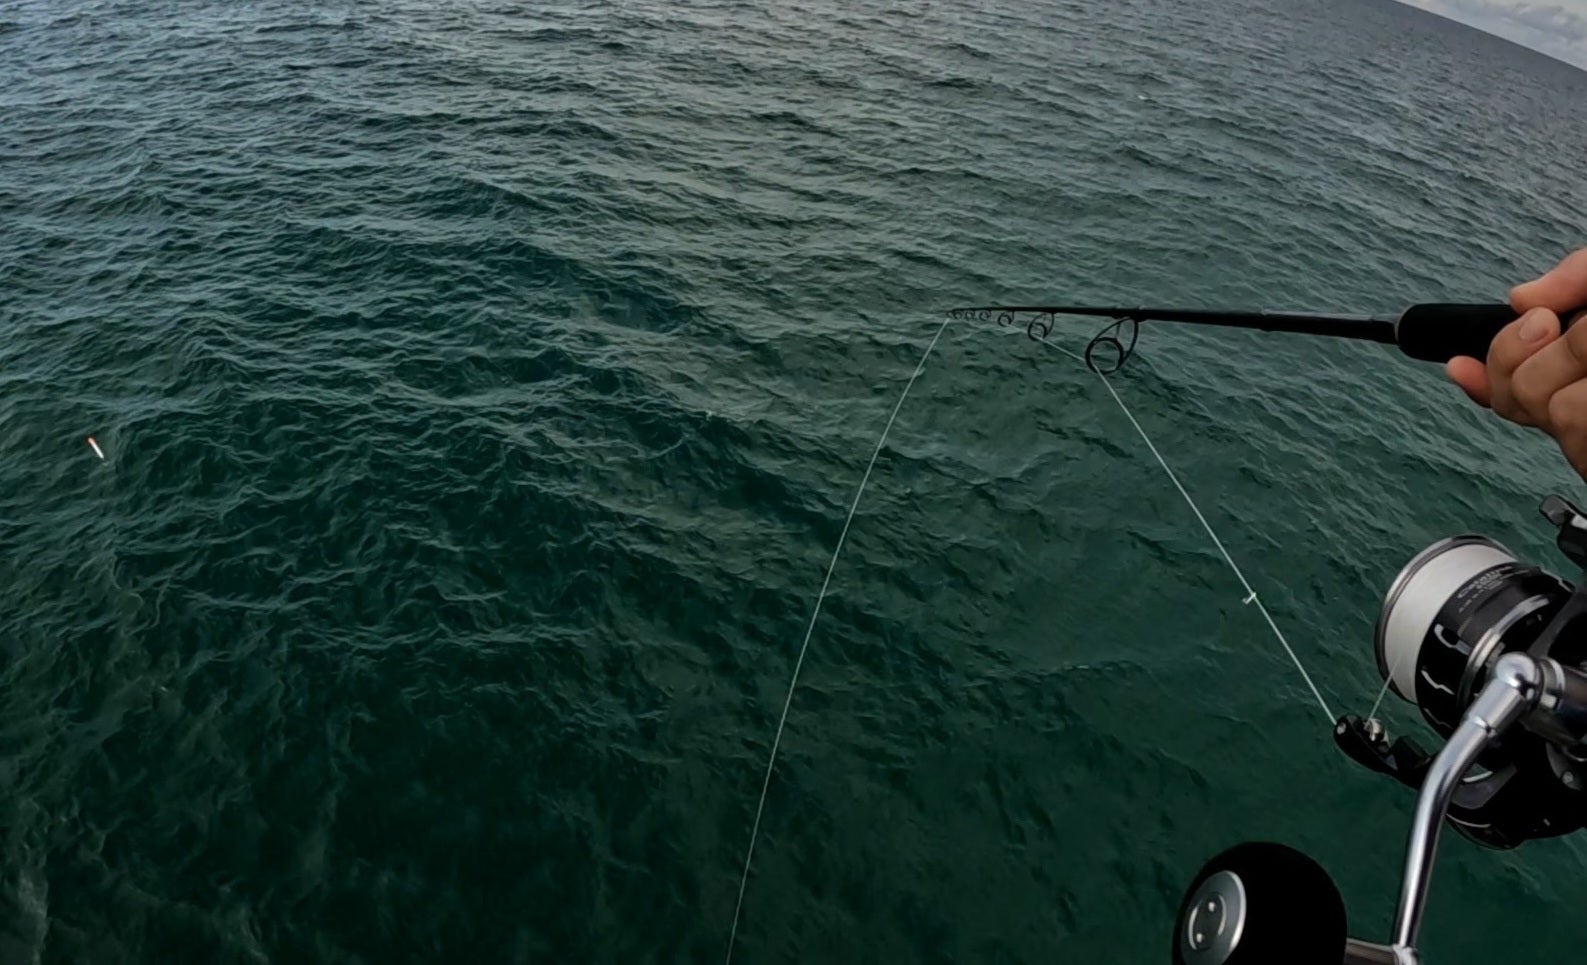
xmin=1366 ymin=650 xmax=1404 ymax=722
xmin=724 ymin=315 xmax=952 ymax=965
xmin=727 ymin=316 xmax=1336 ymax=961
xmin=1034 ymin=336 xmax=1336 ymax=723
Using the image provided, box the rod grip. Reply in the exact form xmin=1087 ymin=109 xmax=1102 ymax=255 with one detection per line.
xmin=1396 ymin=303 xmax=1585 ymax=363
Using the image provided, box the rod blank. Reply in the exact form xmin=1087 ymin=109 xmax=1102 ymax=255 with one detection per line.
xmin=951 ymin=302 xmax=1586 ymax=364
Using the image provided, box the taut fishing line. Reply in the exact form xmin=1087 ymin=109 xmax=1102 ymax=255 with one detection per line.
xmin=723 ymin=310 xmax=1339 ymax=962
xmin=1036 ymin=334 xmax=1336 ymax=722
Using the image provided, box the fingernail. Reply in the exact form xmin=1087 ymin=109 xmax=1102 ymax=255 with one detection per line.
xmin=1521 ymin=311 xmax=1553 ymax=343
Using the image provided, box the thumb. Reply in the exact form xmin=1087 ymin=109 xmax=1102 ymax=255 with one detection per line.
xmin=1446 ymin=355 xmax=1491 ymax=407
xmin=1512 ymin=249 xmax=1587 ymax=314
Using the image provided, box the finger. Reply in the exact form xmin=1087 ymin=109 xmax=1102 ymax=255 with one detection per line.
xmin=1446 ymin=355 xmax=1491 ymax=407
xmin=1511 ymin=312 xmax=1587 ymax=429
xmin=1512 ymin=249 xmax=1587 ymax=314
xmin=1488 ymin=309 xmax=1560 ymax=425
xmin=1547 ymin=379 xmax=1587 ymax=479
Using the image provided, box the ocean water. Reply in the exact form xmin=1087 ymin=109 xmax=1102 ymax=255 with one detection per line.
xmin=4 ymin=0 xmax=1587 ymax=961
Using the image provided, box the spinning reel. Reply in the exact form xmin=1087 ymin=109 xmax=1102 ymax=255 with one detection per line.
xmin=1172 ymin=495 xmax=1587 ymax=964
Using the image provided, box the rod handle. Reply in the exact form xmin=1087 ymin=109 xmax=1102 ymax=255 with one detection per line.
xmin=1396 ymin=303 xmax=1586 ymax=363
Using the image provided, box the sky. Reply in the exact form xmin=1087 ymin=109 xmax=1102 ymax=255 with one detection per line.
xmin=1398 ymin=0 xmax=1587 ymax=67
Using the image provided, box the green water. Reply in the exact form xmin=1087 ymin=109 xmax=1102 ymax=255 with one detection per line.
xmin=4 ymin=0 xmax=1587 ymax=960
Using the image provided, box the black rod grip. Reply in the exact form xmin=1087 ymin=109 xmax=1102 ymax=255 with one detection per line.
xmin=1396 ymin=303 xmax=1585 ymax=363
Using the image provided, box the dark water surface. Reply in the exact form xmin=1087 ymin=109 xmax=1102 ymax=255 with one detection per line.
xmin=4 ymin=0 xmax=1587 ymax=960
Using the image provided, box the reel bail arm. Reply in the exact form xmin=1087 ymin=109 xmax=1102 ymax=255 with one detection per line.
xmin=1333 ymin=715 xmax=1431 ymax=791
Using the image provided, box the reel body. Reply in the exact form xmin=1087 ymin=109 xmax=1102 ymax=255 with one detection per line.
xmin=1336 ymin=495 xmax=1587 ymax=849
xmin=1172 ymin=495 xmax=1587 ymax=964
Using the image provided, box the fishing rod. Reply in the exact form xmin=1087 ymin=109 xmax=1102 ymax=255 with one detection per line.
xmin=728 ymin=296 xmax=1587 ymax=964
xmin=945 ymin=302 xmax=1583 ymax=374
xmin=937 ymin=300 xmax=1587 ymax=963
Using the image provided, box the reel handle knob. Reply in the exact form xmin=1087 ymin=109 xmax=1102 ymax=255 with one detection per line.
xmin=1172 ymin=842 xmax=1346 ymax=965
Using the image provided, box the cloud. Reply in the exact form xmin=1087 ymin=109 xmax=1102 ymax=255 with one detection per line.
xmin=1397 ymin=0 xmax=1587 ymax=66
xmin=1402 ymin=0 xmax=1587 ymax=67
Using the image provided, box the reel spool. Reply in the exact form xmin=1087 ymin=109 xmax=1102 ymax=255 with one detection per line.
xmin=1375 ymin=536 xmax=1568 ymax=734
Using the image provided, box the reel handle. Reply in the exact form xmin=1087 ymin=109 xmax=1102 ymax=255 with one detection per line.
xmin=1343 ymin=941 xmax=1413 ymax=964
xmin=1171 ymin=843 xmax=1421 ymax=964
xmin=1174 ymin=656 xmax=1546 ymax=965
xmin=1395 ymin=303 xmax=1586 ymax=363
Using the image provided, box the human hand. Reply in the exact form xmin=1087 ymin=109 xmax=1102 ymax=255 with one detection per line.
xmin=1447 ymin=250 xmax=1587 ymax=477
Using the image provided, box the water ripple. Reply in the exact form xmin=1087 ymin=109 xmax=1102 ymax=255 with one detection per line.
xmin=3 ymin=0 xmax=1587 ymax=961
